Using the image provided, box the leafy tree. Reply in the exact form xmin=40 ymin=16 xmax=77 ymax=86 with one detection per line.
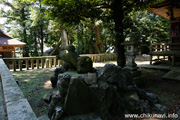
xmin=75 ymin=19 xmax=104 ymax=54
xmin=30 ymin=0 xmax=49 ymax=56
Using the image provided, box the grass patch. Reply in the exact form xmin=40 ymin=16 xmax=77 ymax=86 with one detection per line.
xmin=11 ymin=68 xmax=55 ymax=117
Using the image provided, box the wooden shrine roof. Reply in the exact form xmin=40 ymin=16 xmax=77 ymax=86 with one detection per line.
xmin=148 ymin=0 xmax=180 ymax=21
xmin=0 ymin=29 xmax=26 ymax=47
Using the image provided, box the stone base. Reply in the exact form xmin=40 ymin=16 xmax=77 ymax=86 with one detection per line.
xmin=61 ymin=71 xmax=97 ymax=84
xmin=125 ymin=66 xmax=138 ymax=71
xmin=130 ymin=70 xmax=146 ymax=87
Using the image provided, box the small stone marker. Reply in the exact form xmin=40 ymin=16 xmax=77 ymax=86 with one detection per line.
xmin=61 ymin=29 xmax=68 ymax=55
xmin=64 ymin=77 xmax=95 ymax=116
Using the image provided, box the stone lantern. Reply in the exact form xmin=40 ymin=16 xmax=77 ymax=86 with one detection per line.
xmin=122 ymin=33 xmax=145 ymax=87
xmin=122 ymin=32 xmax=139 ymax=71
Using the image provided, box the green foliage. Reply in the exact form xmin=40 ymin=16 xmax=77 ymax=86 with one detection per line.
xmin=39 ymin=0 xmax=164 ymax=25
xmin=123 ymin=10 xmax=169 ymax=53
xmin=0 ymin=0 xmax=168 ymax=60
xmin=42 ymin=0 xmax=103 ymax=25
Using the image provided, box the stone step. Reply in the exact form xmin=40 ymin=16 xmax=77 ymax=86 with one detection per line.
xmin=162 ymin=68 xmax=180 ymax=81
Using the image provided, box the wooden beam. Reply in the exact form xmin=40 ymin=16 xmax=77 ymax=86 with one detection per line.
xmin=13 ymin=47 xmax=16 ymax=58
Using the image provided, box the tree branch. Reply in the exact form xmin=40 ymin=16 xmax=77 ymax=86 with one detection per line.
xmin=1 ymin=0 xmax=17 ymax=10
xmin=96 ymin=3 xmax=112 ymax=9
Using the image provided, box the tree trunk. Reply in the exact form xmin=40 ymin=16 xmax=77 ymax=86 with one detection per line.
xmin=39 ymin=1 xmax=44 ymax=56
xmin=80 ymin=26 xmax=85 ymax=53
xmin=21 ymin=7 xmax=29 ymax=57
xmin=113 ymin=0 xmax=126 ymax=67
xmin=40 ymin=25 xmax=43 ymax=56
xmin=34 ymin=30 xmax=38 ymax=56
xmin=89 ymin=31 xmax=94 ymax=54
xmin=94 ymin=25 xmax=104 ymax=54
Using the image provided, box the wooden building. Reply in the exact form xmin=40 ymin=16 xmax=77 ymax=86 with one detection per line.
xmin=0 ymin=29 xmax=26 ymax=58
xmin=148 ymin=0 xmax=180 ymax=65
xmin=148 ymin=0 xmax=180 ymax=43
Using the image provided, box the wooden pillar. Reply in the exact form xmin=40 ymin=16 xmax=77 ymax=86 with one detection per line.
xmin=54 ymin=58 xmax=57 ymax=67
xmin=31 ymin=59 xmax=34 ymax=69
xmin=49 ymin=58 xmax=52 ymax=67
xmin=157 ymin=56 xmax=160 ymax=61
xmin=26 ymin=60 xmax=29 ymax=70
xmin=13 ymin=59 xmax=16 ymax=71
xmin=18 ymin=60 xmax=22 ymax=71
xmin=90 ymin=56 xmax=93 ymax=62
xmin=92 ymin=56 xmax=94 ymax=62
xmin=41 ymin=58 xmax=44 ymax=68
xmin=36 ymin=59 xmax=39 ymax=69
xmin=150 ymin=55 xmax=152 ymax=65
xmin=46 ymin=59 xmax=49 ymax=68
xmin=103 ymin=54 xmax=105 ymax=62
xmin=13 ymin=47 xmax=16 ymax=58
xmin=164 ymin=44 xmax=167 ymax=51
xmin=99 ymin=55 xmax=101 ymax=62
xmin=58 ymin=60 xmax=61 ymax=66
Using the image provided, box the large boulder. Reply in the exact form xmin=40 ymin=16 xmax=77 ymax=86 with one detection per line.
xmin=97 ymin=64 xmax=134 ymax=90
xmin=137 ymin=89 xmax=158 ymax=104
xmin=57 ymin=74 xmax=71 ymax=97
xmin=51 ymin=67 xmax=65 ymax=88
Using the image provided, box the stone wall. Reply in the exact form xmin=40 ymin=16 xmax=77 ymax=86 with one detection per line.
xmin=0 ymin=59 xmax=38 ymax=120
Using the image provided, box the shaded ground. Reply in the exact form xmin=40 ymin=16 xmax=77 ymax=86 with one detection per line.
xmin=11 ymin=65 xmax=180 ymax=118
xmin=11 ymin=68 xmax=55 ymax=117
xmin=139 ymin=68 xmax=180 ymax=116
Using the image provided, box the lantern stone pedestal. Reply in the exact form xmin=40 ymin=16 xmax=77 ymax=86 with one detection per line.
xmin=126 ymin=53 xmax=138 ymax=71
xmin=122 ymin=33 xmax=145 ymax=87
